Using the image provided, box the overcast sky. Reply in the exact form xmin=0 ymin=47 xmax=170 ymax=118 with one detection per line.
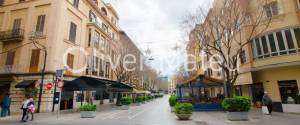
xmin=104 ymin=0 xmax=212 ymax=77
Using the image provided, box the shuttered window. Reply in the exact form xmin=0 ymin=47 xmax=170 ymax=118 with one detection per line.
xmin=69 ymin=22 xmax=77 ymax=42
xmin=13 ymin=18 xmax=21 ymax=30
xmin=0 ymin=0 xmax=4 ymax=6
xmin=6 ymin=51 xmax=15 ymax=65
xmin=29 ymin=49 xmax=40 ymax=72
xmin=67 ymin=54 xmax=74 ymax=69
xmin=36 ymin=15 xmax=46 ymax=33
xmin=73 ymin=0 xmax=79 ymax=8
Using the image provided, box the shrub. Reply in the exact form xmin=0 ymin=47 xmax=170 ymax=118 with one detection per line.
xmin=80 ymin=104 xmax=96 ymax=111
xmin=121 ymin=97 xmax=132 ymax=105
xmin=136 ymin=96 xmax=144 ymax=103
xmin=174 ymin=103 xmax=193 ymax=114
xmin=169 ymin=95 xmax=177 ymax=107
xmin=222 ymin=96 xmax=251 ymax=112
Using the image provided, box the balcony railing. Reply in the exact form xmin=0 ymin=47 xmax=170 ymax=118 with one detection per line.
xmin=0 ymin=29 xmax=24 ymax=42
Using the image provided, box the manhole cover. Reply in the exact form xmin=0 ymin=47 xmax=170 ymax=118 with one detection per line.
xmin=195 ymin=121 xmax=208 ymax=125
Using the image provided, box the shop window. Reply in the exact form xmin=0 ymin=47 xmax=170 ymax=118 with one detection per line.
xmin=76 ymin=92 xmax=84 ymax=102
xmin=278 ymin=80 xmax=300 ymax=104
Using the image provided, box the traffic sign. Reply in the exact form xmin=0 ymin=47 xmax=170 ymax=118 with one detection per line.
xmin=47 ymin=82 xmax=53 ymax=90
xmin=56 ymin=69 xmax=64 ymax=79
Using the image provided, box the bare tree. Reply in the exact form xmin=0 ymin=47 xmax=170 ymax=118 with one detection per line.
xmin=182 ymin=0 xmax=272 ymax=97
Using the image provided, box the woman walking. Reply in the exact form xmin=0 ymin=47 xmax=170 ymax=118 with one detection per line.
xmin=20 ymin=97 xmax=34 ymax=122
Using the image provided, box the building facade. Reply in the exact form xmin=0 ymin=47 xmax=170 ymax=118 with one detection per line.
xmin=0 ymin=0 xmax=121 ymax=113
xmin=188 ymin=0 xmax=300 ymax=113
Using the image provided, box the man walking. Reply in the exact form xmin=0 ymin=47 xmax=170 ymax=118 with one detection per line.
xmin=262 ymin=91 xmax=273 ymax=114
xmin=1 ymin=93 xmax=11 ymax=117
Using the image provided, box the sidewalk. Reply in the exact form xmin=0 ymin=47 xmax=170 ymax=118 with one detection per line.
xmin=190 ymin=109 xmax=300 ymax=125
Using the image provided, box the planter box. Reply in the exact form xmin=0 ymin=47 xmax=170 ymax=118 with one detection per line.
xmin=175 ymin=113 xmax=192 ymax=120
xmin=171 ymin=107 xmax=175 ymax=112
xmin=80 ymin=111 xmax=96 ymax=118
xmin=227 ymin=112 xmax=248 ymax=121
xmin=122 ymin=105 xmax=130 ymax=110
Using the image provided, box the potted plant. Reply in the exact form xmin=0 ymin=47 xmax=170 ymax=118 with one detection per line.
xmin=222 ymin=96 xmax=251 ymax=121
xmin=80 ymin=103 xmax=97 ymax=118
xmin=174 ymin=103 xmax=193 ymax=120
xmin=136 ymin=96 xmax=143 ymax=106
xmin=169 ymin=95 xmax=177 ymax=112
xmin=121 ymin=97 xmax=132 ymax=110
xmin=141 ymin=96 xmax=146 ymax=104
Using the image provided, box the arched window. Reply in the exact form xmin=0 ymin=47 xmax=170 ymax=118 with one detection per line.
xmin=101 ymin=7 xmax=107 ymax=16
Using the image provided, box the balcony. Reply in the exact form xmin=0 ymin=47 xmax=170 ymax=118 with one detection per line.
xmin=0 ymin=29 xmax=24 ymax=43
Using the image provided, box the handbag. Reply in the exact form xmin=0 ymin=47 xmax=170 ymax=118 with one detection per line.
xmin=262 ymin=106 xmax=269 ymax=115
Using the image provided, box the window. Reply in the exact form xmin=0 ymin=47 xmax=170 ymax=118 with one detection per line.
xmin=36 ymin=15 xmax=45 ymax=33
xmin=89 ymin=11 xmax=96 ymax=22
xmin=298 ymin=0 xmax=300 ymax=9
xmin=67 ymin=54 xmax=74 ymax=69
xmin=29 ymin=49 xmax=40 ymax=72
xmin=88 ymin=29 xmax=91 ymax=47
xmin=252 ymin=40 xmax=258 ymax=59
xmin=0 ymin=0 xmax=4 ymax=6
xmin=19 ymin=0 xmax=25 ymax=2
xmin=261 ymin=36 xmax=269 ymax=57
xmin=276 ymin=31 xmax=287 ymax=55
xmin=105 ymin=62 xmax=110 ymax=78
xmin=293 ymin=28 xmax=300 ymax=51
xmin=73 ymin=0 xmax=79 ymax=8
xmin=12 ymin=18 xmax=21 ymax=30
xmin=284 ymin=29 xmax=296 ymax=53
xmin=278 ymin=80 xmax=300 ymax=104
xmin=255 ymin=38 xmax=263 ymax=58
xmin=264 ymin=2 xmax=279 ymax=17
xmin=93 ymin=57 xmax=98 ymax=76
xmin=94 ymin=32 xmax=100 ymax=49
xmin=102 ymin=23 xmax=108 ymax=32
xmin=69 ymin=22 xmax=77 ymax=42
xmin=93 ymin=0 xmax=98 ymax=5
xmin=99 ymin=59 xmax=103 ymax=77
xmin=6 ymin=51 xmax=15 ymax=65
xmin=268 ymin=33 xmax=278 ymax=56
xmin=239 ymin=50 xmax=246 ymax=64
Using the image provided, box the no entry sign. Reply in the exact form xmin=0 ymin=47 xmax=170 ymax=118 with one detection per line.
xmin=47 ymin=83 xmax=53 ymax=90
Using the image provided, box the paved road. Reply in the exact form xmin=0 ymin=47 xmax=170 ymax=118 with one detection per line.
xmin=1 ymin=95 xmax=300 ymax=125
xmin=0 ymin=96 xmax=194 ymax=125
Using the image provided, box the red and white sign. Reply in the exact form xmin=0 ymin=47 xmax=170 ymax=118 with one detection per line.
xmin=57 ymin=80 xmax=64 ymax=88
xmin=47 ymin=82 xmax=53 ymax=90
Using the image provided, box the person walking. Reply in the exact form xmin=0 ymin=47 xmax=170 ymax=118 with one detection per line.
xmin=20 ymin=97 xmax=30 ymax=122
xmin=262 ymin=91 xmax=273 ymax=114
xmin=27 ymin=98 xmax=35 ymax=121
xmin=1 ymin=93 xmax=11 ymax=117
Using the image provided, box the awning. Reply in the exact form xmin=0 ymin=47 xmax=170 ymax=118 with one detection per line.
xmin=15 ymin=80 xmax=36 ymax=88
xmin=63 ymin=76 xmax=133 ymax=92
xmin=63 ymin=76 xmax=106 ymax=91
xmin=97 ymin=79 xmax=133 ymax=92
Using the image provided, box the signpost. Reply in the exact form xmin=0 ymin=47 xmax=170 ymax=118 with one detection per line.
xmin=52 ymin=69 xmax=64 ymax=118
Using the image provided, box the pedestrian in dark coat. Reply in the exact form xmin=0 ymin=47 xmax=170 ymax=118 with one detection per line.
xmin=262 ymin=91 xmax=273 ymax=114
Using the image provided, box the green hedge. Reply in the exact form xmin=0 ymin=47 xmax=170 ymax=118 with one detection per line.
xmin=121 ymin=97 xmax=133 ymax=105
xmin=80 ymin=104 xmax=97 ymax=111
xmin=222 ymin=96 xmax=251 ymax=112
xmin=169 ymin=95 xmax=177 ymax=107
xmin=136 ymin=96 xmax=144 ymax=103
xmin=174 ymin=103 xmax=193 ymax=114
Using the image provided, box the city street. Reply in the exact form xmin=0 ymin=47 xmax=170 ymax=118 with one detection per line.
xmin=1 ymin=95 xmax=300 ymax=125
